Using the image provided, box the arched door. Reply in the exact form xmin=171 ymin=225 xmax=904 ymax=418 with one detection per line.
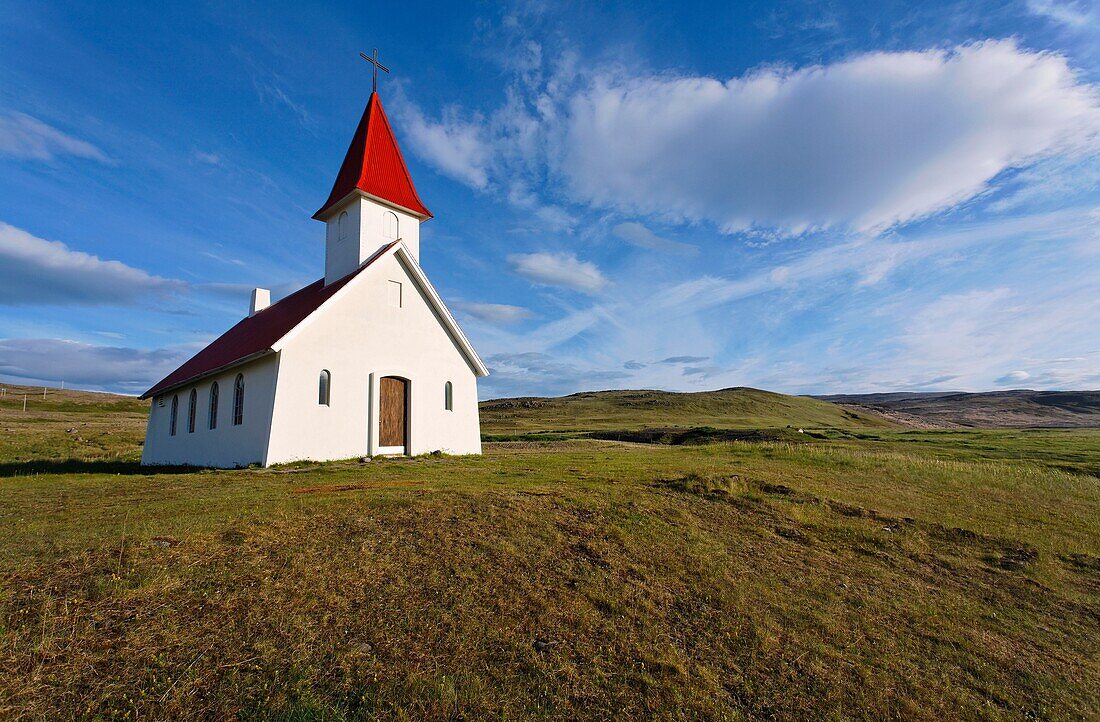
xmin=379 ymin=376 xmax=409 ymax=451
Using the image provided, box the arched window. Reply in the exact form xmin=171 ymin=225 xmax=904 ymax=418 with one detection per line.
xmin=318 ymin=369 xmax=331 ymax=406
xmin=382 ymin=211 xmax=399 ymax=240
xmin=208 ymin=382 xmax=219 ymax=430
xmin=233 ymin=374 xmax=245 ymax=426
xmin=187 ymin=389 xmax=197 ymax=433
xmin=169 ymin=395 xmax=179 ymax=436
xmin=337 ymin=211 xmax=349 ymax=242
xmin=444 ymin=381 xmax=453 ymax=411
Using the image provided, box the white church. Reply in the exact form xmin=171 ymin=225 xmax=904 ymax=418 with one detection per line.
xmin=140 ymin=72 xmax=488 ymax=467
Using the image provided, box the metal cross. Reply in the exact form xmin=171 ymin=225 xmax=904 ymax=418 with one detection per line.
xmin=359 ymin=48 xmax=390 ymax=93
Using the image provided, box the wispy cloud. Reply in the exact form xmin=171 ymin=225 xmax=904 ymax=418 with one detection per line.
xmin=612 ymin=222 xmax=698 ymax=255
xmin=1026 ymin=0 xmax=1094 ymax=28
xmin=471 ymin=205 xmax=1100 ymax=397
xmin=0 ymin=223 xmax=184 ymax=306
xmin=455 ymin=302 xmax=534 ymax=324
xmin=482 ymin=351 xmax=628 ymax=397
xmin=253 ymin=80 xmax=314 ymax=128
xmin=192 ymin=150 xmax=223 ymax=166
xmin=507 ymin=252 xmax=608 ymax=293
xmin=995 ymin=370 xmax=1031 ymax=385
xmin=0 ymin=112 xmax=111 ymax=163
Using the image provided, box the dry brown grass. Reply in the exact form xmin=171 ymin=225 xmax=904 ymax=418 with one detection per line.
xmin=0 ymin=391 xmax=1097 ymax=719
xmin=0 ymin=475 xmax=1093 ymax=719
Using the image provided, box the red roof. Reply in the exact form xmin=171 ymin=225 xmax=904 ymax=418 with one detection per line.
xmin=313 ymin=92 xmax=432 ymax=220
xmin=142 ymin=243 xmax=397 ymax=399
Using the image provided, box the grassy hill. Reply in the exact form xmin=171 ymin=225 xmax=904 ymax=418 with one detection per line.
xmin=1 ymin=385 xmax=1098 ymax=719
xmin=480 ymin=387 xmax=894 ymax=436
xmin=0 ymin=383 xmax=146 ymax=414
xmin=0 ymin=384 xmax=148 ymax=470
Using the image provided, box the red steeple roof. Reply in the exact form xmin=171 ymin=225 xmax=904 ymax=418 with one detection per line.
xmin=313 ymin=92 xmax=432 ymax=220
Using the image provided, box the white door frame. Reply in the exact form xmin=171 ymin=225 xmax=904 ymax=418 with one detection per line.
xmin=368 ymin=371 xmax=412 ymax=456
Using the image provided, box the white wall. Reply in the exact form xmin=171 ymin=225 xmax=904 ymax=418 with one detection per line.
xmin=140 ymin=354 xmax=280 ymax=467
xmin=265 ymin=250 xmax=481 ymax=464
xmin=324 ymin=195 xmax=423 ymax=284
xmin=324 ymin=198 xmax=362 ymax=285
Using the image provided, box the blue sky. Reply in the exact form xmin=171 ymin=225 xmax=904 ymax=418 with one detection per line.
xmin=1 ymin=0 xmax=1098 ymax=398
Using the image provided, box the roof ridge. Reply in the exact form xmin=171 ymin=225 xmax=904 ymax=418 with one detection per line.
xmin=141 ymin=244 xmax=397 ymax=398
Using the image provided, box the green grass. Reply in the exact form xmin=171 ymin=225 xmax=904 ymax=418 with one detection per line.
xmin=479 ymin=387 xmax=896 ymax=434
xmin=0 ymin=390 xmax=1098 ymax=720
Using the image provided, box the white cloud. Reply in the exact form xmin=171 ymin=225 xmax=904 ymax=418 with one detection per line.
xmin=399 ymin=101 xmax=492 ymax=189
xmin=506 ymin=183 xmax=575 ymax=231
xmin=1027 ymin=0 xmax=1094 ymax=27
xmin=455 ymin=302 xmax=534 ymax=324
xmin=996 ymin=370 xmax=1032 ymax=385
xmin=192 ymin=150 xmax=223 ymax=166
xmin=657 ymin=355 xmax=709 ymax=364
xmin=612 ymin=222 xmax=698 ymax=255
xmin=507 ymin=252 xmax=608 ymax=293
xmin=560 ymin=40 xmax=1099 ymax=234
xmin=0 ymin=338 xmax=190 ymax=393
xmin=0 ymin=112 xmax=111 ymax=163
xmin=0 ymin=222 xmax=184 ymax=306
xmin=482 ymin=351 xmax=628 ymax=398
xmin=400 ymin=40 xmax=1098 ymax=237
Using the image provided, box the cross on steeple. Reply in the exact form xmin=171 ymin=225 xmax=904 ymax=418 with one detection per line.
xmin=359 ymin=48 xmax=390 ymax=93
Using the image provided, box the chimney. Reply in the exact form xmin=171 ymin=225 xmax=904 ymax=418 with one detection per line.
xmin=250 ymin=288 xmax=271 ymax=316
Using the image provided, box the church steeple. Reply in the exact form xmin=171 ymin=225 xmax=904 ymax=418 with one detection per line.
xmin=313 ymin=91 xmax=432 ymax=221
xmin=315 ymin=80 xmax=432 ymax=284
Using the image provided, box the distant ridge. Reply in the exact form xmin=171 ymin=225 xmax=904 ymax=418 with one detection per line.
xmin=815 ymin=390 xmax=1100 ymax=428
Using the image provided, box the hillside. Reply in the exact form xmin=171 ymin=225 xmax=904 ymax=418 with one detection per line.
xmin=818 ymin=389 xmax=1100 ymax=428
xmin=1 ymin=384 xmax=1099 ymax=718
xmin=480 ymin=387 xmax=894 ymax=435
xmin=0 ymin=383 xmax=146 ymax=414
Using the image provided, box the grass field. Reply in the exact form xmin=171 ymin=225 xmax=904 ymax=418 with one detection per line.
xmin=479 ymin=387 xmax=894 ymax=436
xmin=0 ymin=384 xmax=1098 ymax=720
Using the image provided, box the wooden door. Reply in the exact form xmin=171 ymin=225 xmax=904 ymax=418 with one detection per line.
xmin=379 ymin=376 xmax=408 ymax=448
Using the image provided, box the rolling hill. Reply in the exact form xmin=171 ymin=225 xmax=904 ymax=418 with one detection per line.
xmin=479 ymin=387 xmax=895 ymax=435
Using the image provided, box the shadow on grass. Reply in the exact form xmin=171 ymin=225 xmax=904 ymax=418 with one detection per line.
xmin=0 ymin=458 xmax=210 ymax=477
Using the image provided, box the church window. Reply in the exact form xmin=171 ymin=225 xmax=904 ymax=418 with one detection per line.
xmin=209 ymin=382 xmax=219 ymax=430
xmin=388 ymin=280 xmax=403 ymax=308
xmin=170 ymin=395 xmax=178 ymax=436
xmin=337 ymin=211 xmax=349 ymax=242
xmin=383 ymin=211 xmax=399 ymax=240
xmin=187 ymin=389 xmax=197 ymax=433
xmin=318 ymin=369 xmax=331 ymax=406
xmin=233 ymin=374 xmax=245 ymax=426
xmin=445 ymin=381 xmax=453 ymax=411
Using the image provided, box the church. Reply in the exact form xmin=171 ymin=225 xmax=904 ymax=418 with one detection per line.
xmin=140 ymin=66 xmax=488 ymax=467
